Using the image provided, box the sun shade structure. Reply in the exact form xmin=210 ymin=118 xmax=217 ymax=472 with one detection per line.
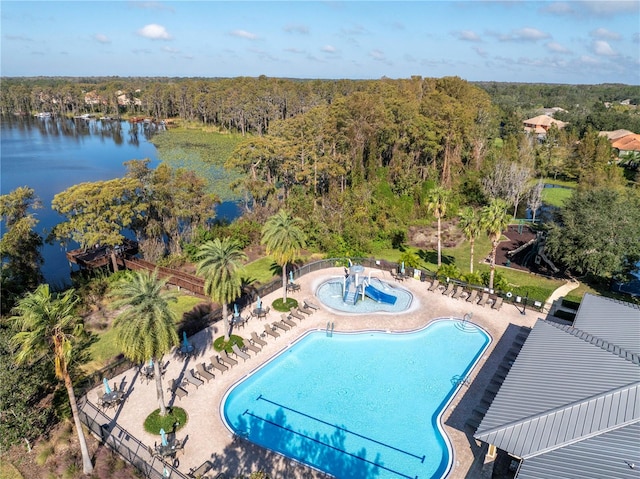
xmin=474 ymin=294 xmax=640 ymax=479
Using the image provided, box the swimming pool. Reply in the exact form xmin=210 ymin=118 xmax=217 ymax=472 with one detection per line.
xmin=222 ymin=319 xmax=491 ymax=479
xmin=316 ymin=276 xmax=413 ymax=313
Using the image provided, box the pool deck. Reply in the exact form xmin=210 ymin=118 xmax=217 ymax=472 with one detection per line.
xmin=88 ymin=267 xmax=541 ymax=478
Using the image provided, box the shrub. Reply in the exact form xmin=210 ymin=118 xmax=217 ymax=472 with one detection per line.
xmin=213 ymin=335 xmax=244 ymax=353
xmin=437 ymin=263 xmax=462 ymax=281
xmin=272 ymin=298 xmax=298 ymax=312
xmin=143 ymin=407 xmax=188 ymax=435
xmin=561 ymin=298 xmax=581 ymax=310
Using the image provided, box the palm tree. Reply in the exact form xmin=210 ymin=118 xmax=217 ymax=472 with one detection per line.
xmin=480 ymin=199 xmax=510 ymax=290
xmin=109 ymin=270 xmax=179 ymax=416
xmin=10 ymin=285 xmax=94 ymax=474
xmin=261 ymin=210 xmax=306 ymax=302
xmin=459 ymin=207 xmax=481 ymax=273
xmin=196 ymin=238 xmax=247 ymax=341
xmin=426 ymin=186 xmax=449 ymax=267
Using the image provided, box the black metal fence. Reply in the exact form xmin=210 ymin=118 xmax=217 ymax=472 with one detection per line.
xmin=79 ymin=398 xmax=190 ymax=479
xmin=78 ymin=256 xmax=542 ymax=478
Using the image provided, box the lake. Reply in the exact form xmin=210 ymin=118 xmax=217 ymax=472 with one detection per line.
xmin=0 ymin=116 xmax=240 ymax=284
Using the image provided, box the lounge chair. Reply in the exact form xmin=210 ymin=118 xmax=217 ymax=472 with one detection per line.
xmin=251 ymin=331 xmax=267 ymax=347
xmin=273 ymin=320 xmax=290 ymax=331
xmin=289 ymin=309 xmax=304 ymax=320
xmin=232 ymin=344 xmax=250 ymax=362
xmin=492 ymin=296 xmax=504 ymax=311
xmin=452 ymin=286 xmax=464 ymax=299
xmin=264 ymin=325 xmax=280 ymax=339
xmin=167 ymin=378 xmax=188 ymax=400
xmin=188 ymin=461 xmax=212 ymax=479
xmin=244 ymin=341 xmax=260 ymax=354
xmin=478 ymin=292 xmax=490 ymax=307
xmin=195 ymin=363 xmax=214 ymax=382
xmin=304 ymin=299 xmax=320 ymax=310
xmin=442 ymin=283 xmax=455 ymax=296
xmin=220 ymin=350 xmax=238 ymax=367
xmin=298 ymin=304 xmax=313 ymax=315
xmin=427 ymin=279 xmax=440 ymax=292
xmin=209 ymin=356 xmax=229 ymax=374
xmin=184 ymin=369 xmax=204 ymax=388
xmin=281 ymin=314 xmax=297 ymax=327
xmin=466 ymin=290 xmax=478 ymax=303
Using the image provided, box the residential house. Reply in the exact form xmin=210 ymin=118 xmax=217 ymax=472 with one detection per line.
xmin=523 ymin=115 xmax=567 ymax=138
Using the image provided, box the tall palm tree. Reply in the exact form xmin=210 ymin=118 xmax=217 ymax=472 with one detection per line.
xmin=426 ymin=186 xmax=449 ymax=267
xmin=10 ymin=285 xmax=94 ymax=474
xmin=480 ymin=199 xmax=510 ymax=290
xmin=261 ymin=210 xmax=306 ymax=302
xmin=459 ymin=207 xmax=481 ymax=274
xmin=109 ymin=270 xmax=178 ymax=416
xmin=196 ymin=238 xmax=247 ymax=341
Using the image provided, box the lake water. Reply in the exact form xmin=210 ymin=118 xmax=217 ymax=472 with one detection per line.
xmin=0 ymin=116 xmax=240 ymax=284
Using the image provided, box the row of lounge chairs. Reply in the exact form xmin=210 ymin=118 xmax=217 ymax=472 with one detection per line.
xmin=425 ymin=279 xmax=503 ymax=310
xmin=166 ymin=300 xmax=324 ymax=402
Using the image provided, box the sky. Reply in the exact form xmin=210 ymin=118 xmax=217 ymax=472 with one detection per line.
xmin=1 ymin=1 xmax=639 ymax=84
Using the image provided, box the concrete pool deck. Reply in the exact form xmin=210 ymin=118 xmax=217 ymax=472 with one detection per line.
xmin=87 ymin=267 xmax=541 ymax=478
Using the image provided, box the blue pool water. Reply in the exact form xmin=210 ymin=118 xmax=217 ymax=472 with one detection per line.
xmin=316 ymin=277 xmax=413 ymax=313
xmin=222 ymin=319 xmax=491 ymax=479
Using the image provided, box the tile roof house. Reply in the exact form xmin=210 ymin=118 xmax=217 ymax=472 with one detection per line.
xmin=599 ymin=130 xmax=640 ymax=154
xmin=474 ymin=293 xmax=640 ymax=478
xmin=523 ymin=115 xmax=567 ymax=137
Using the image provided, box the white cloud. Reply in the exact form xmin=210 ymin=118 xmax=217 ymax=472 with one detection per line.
xmin=162 ymin=46 xmax=180 ymax=53
xmin=369 ymin=49 xmax=391 ymax=65
xmin=590 ymin=28 xmax=621 ymax=40
xmin=542 ymin=1 xmax=638 ymax=18
xmin=455 ymin=30 xmax=481 ymax=42
xmin=579 ymin=54 xmax=601 ymax=65
xmin=94 ymin=34 xmax=111 ymax=44
xmin=284 ymin=47 xmax=305 ymax=54
xmin=593 ymin=40 xmax=616 ymax=56
xmin=493 ymin=27 xmax=550 ymax=42
xmin=546 ymin=41 xmax=571 ymax=53
xmin=322 ymin=45 xmax=337 ymax=54
xmin=132 ymin=1 xmax=175 ymax=12
xmin=283 ymin=24 xmax=309 ymax=35
xmin=512 ymin=28 xmax=550 ymax=41
xmin=137 ymin=24 xmax=172 ymax=40
xmin=230 ymin=30 xmax=258 ymax=40
xmin=472 ymin=46 xmax=488 ymax=58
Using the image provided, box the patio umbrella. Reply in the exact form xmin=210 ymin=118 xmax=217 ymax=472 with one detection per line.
xmin=182 ymin=331 xmax=191 ymax=350
xmin=160 ymin=428 xmax=168 ymax=446
xmin=149 ymin=358 xmax=153 ymax=368
xmin=256 ymin=296 xmax=261 ymax=309
xmin=401 ymin=261 xmax=405 ymax=275
xmin=103 ymin=378 xmax=112 ymax=395
xmin=234 ymin=303 xmax=239 ymax=316
xmin=289 ymin=271 xmax=294 ymax=283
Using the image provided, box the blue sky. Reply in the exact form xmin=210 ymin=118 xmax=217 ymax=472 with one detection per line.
xmin=2 ymin=1 xmax=639 ymax=84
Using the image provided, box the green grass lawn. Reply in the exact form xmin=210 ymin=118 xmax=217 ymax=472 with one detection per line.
xmin=542 ymin=186 xmax=574 ymax=208
xmin=242 ymin=256 xmax=279 ymax=285
xmin=83 ymin=294 xmax=205 ymax=374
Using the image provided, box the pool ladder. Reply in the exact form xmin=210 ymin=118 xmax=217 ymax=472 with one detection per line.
xmin=326 ymin=321 xmax=334 ymax=337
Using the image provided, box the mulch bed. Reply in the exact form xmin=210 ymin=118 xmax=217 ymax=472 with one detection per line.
xmin=495 ymin=225 xmax=561 ymax=277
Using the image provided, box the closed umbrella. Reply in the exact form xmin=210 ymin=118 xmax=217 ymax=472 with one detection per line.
xmin=160 ymin=428 xmax=168 ymax=446
xmin=256 ymin=296 xmax=261 ymax=309
xmin=401 ymin=261 xmax=405 ymax=275
xmin=289 ymin=271 xmax=294 ymax=283
xmin=234 ymin=303 xmax=239 ymax=316
xmin=103 ymin=378 xmax=112 ymax=395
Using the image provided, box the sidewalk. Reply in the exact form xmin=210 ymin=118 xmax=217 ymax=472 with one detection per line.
xmin=543 ymin=279 xmax=580 ymax=314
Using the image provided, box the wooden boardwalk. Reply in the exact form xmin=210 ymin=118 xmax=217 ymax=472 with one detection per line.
xmin=67 ymin=240 xmax=208 ymax=298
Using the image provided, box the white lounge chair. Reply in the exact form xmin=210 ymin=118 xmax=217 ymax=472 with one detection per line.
xmin=232 ymin=343 xmax=250 ymax=361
